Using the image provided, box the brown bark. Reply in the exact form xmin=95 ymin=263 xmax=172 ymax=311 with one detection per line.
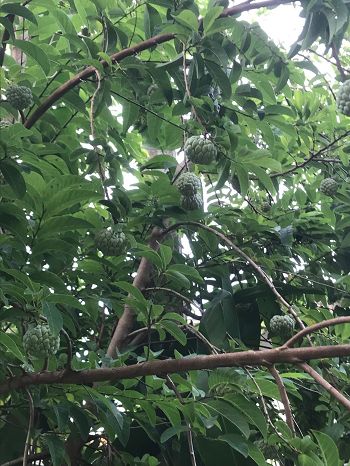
xmin=106 ymin=227 xmax=163 ymax=357
xmin=23 ymin=0 xmax=293 ymax=129
xmin=1 ymin=344 xmax=349 ymax=395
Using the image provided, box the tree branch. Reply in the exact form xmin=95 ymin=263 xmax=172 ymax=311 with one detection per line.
xmin=0 ymin=453 xmax=49 ymax=466
xmin=106 ymin=227 xmax=163 ymax=357
xmin=0 ymin=14 xmax=15 ymax=67
xmin=297 ymin=362 xmax=350 ymax=412
xmin=269 ymin=130 xmax=350 ymax=178
xmin=282 ymin=316 xmax=350 ymax=349
xmin=161 ymin=221 xmax=307 ymax=332
xmin=0 ymin=344 xmax=349 ymax=395
xmin=268 ymin=365 xmax=295 ymax=434
xmin=23 ymin=0 xmax=294 ymax=129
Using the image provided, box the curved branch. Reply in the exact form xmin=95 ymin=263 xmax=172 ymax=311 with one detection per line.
xmin=269 ymin=130 xmax=350 ymax=178
xmin=106 ymin=227 xmax=163 ymax=357
xmin=268 ymin=365 xmax=295 ymax=434
xmin=297 ymin=362 xmax=350 ymax=412
xmin=0 ymin=344 xmax=349 ymax=395
xmin=22 ymin=389 xmax=34 ymax=466
xmin=144 ymin=287 xmax=203 ymax=319
xmin=161 ymin=221 xmax=306 ymax=332
xmin=24 ymin=0 xmax=293 ymax=129
xmin=282 ymin=316 xmax=350 ymax=349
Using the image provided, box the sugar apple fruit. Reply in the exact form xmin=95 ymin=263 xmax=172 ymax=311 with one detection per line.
xmin=336 ymin=80 xmax=350 ymax=116
xmin=184 ymin=136 xmax=217 ymax=165
xmin=95 ymin=228 xmax=127 ymax=256
xmin=5 ymin=85 xmax=33 ymax=110
xmin=269 ymin=315 xmax=295 ymax=339
xmin=180 ymin=193 xmax=203 ymax=211
xmin=319 ymin=177 xmax=338 ymax=196
xmin=176 ymin=172 xmax=202 ymax=196
xmin=261 ymin=202 xmax=271 ymax=212
xmin=23 ymin=324 xmax=60 ymax=358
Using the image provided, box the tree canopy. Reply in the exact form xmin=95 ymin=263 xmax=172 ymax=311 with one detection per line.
xmin=0 ymin=0 xmax=350 ymax=465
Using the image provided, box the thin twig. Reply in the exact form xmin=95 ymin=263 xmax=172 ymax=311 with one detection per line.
xmin=90 ymin=68 xmax=102 ymax=140
xmin=61 ymin=328 xmax=73 ymax=370
xmin=182 ymin=42 xmax=201 ymax=125
xmin=331 ymin=43 xmax=347 ymax=81
xmin=282 ymin=316 xmax=350 ymax=349
xmin=297 ymin=362 xmax=350 ymax=412
xmin=144 ymin=287 xmax=203 ymax=316
xmin=22 ymin=389 xmax=34 ymax=466
xmin=161 ymin=221 xmax=308 ymax=335
xmin=268 ymin=365 xmax=295 ymax=435
xmin=166 ymin=375 xmax=197 ymax=466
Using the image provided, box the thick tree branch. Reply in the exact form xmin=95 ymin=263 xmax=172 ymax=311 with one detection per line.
xmin=106 ymin=227 xmax=163 ymax=357
xmin=23 ymin=0 xmax=293 ymax=129
xmin=0 ymin=344 xmax=349 ymax=395
xmin=283 ymin=316 xmax=350 ymax=349
xmin=268 ymin=365 xmax=295 ymax=434
xmin=297 ymin=362 xmax=350 ymax=412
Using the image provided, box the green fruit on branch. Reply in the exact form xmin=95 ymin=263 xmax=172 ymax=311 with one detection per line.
xmin=336 ymin=80 xmax=350 ymax=116
xmin=5 ymin=85 xmax=33 ymax=110
xmin=319 ymin=177 xmax=338 ymax=196
xmin=23 ymin=324 xmax=60 ymax=358
xmin=180 ymin=193 xmax=203 ymax=210
xmin=261 ymin=202 xmax=271 ymax=212
xmin=269 ymin=315 xmax=295 ymax=339
xmin=95 ymin=228 xmax=127 ymax=256
xmin=176 ymin=172 xmax=202 ymax=196
xmin=184 ymin=136 xmax=217 ymax=165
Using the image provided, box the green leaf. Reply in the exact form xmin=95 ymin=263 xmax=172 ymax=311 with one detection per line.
xmin=44 ymin=435 xmax=67 ymax=466
xmin=168 ymin=264 xmax=203 ymax=283
xmin=174 ymin=10 xmax=198 ymax=31
xmin=205 ymin=59 xmax=232 ymax=99
xmin=0 ymin=3 xmax=37 ymax=24
xmin=203 ymin=6 xmax=224 ymax=34
xmin=0 ymin=159 xmax=26 ymax=198
xmin=218 ymin=434 xmax=248 ymax=457
xmin=313 ymin=431 xmax=340 ymax=466
xmin=206 ymin=399 xmax=250 ymax=438
xmin=159 ymin=320 xmax=187 ymax=346
xmin=12 ymin=39 xmax=50 ymax=74
xmin=0 ymin=332 xmax=26 ymax=362
xmin=42 ymin=302 xmax=63 ymax=336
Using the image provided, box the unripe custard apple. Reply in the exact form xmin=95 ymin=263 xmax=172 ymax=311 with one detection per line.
xmin=176 ymin=172 xmax=202 ymax=196
xmin=180 ymin=193 xmax=203 ymax=211
xmin=23 ymin=324 xmax=60 ymax=358
xmin=336 ymin=80 xmax=350 ymax=116
xmin=95 ymin=228 xmax=127 ymax=256
xmin=269 ymin=315 xmax=295 ymax=339
xmin=319 ymin=178 xmax=338 ymax=196
xmin=5 ymin=85 xmax=33 ymax=110
xmin=184 ymin=136 xmax=217 ymax=165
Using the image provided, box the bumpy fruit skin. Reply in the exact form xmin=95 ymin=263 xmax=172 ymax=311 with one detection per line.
xmin=261 ymin=202 xmax=271 ymax=212
xmin=269 ymin=315 xmax=295 ymax=339
xmin=95 ymin=228 xmax=127 ymax=256
xmin=319 ymin=177 xmax=338 ymax=196
xmin=336 ymin=80 xmax=350 ymax=116
xmin=180 ymin=193 xmax=203 ymax=211
xmin=184 ymin=136 xmax=217 ymax=165
xmin=5 ymin=85 xmax=33 ymax=110
xmin=176 ymin=172 xmax=202 ymax=196
xmin=23 ymin=324 xmax=60 ymax=358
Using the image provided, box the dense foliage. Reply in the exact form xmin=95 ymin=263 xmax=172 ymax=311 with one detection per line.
xmin=0 ymin=0 xmax=350 ymax=465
